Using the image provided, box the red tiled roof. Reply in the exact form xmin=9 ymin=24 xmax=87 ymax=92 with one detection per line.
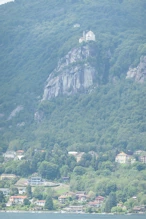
xmin=10 ymin=196 xmax=27 ymax=199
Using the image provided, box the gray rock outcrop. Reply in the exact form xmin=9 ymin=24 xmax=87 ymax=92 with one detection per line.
xmin=126 ymin=56 xmax=146 ymax=82
xmin=42 ymin=45 xmax=97 ymax=100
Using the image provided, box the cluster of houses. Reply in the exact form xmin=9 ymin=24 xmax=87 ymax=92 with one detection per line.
xmin=68 ymin=150 xmax=98 ymax=162
xmin=68 ymin=149 xmax=146 ymax=164
xmin=58 ymin=191 xmax=105 ymax=212
xmin=7 ymin=196 xmax=46 ymax=209
xmin=6 ymin=195 xmax=46 ymax=209
xmin=115 ymin=150 xmax=146 ymax=164
xmin=2 ymin=150 xmax=25 ymax=161
xmin=0 ymin=184 xmax=105 ymax=212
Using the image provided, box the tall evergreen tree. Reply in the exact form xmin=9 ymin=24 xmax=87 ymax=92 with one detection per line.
xmin=105 ymin=192 xmax=117 ymax=213
xmin=44 ymin=196 xmax=54 ymax=210
xmin=26 ymin=185 xmax=32 ymax=198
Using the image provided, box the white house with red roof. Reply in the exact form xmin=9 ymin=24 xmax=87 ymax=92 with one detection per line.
xmin=9 ymin=196 xmax=27 ymax=205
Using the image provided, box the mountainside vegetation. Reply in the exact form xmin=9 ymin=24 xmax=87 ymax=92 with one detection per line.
xmin=0 ymin=0 xmax=146 ymax=151
xmin=0 ymin=0 xmax=146 ymax=213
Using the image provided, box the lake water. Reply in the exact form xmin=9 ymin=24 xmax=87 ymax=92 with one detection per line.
xmin=0 ymin=212 xmax=145 ymax=219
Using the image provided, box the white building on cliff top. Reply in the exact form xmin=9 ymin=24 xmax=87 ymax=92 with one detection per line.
xmin=79 ymin=31 xmax=96 ymax=43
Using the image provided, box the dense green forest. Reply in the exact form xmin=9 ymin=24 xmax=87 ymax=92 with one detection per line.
xmin=0 ymin=0 xmax=146 ymax=152
xmin=0 ymin=0 xmax=146 ymax=213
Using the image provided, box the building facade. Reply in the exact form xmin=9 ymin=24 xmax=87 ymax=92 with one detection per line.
xmin=115 ymin=152 xmax=131 ymax=164
xmin=79 ymin=31 xmax=96 ymax=43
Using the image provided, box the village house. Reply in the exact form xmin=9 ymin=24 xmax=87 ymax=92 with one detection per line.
xmin=134 ymin=150 xmax=146 ymax=163
xmin=88 ymin=201 xmax=101 ymax=208
xmin=134 ymin=150 xmax=145 ymax=155
xmin=76 ymin=194 xmax=88 ymax=202
xmin=95 ymin=196 xmax=104 ymax=204
xmin=68 ymin=151 xmax=78 ymax=156
xmin=1 ymin=174 xmax=17 ymax=180
xmin=28 ymin=176 xmax=43 ymax=186
xmin=16 ymin=150 xmax=25 ymax=160
xmin=16 ymin=150 xmax=24 ymax=155
xmin=3 ymin=151 xmax=16 ymax=160
xmin=68 ymin=151 xmax=85 ymax=162
xmin=9 ymin=195 xmax=27 ymax=205
xmin=139 ymin=155 xmax=146 ymax=163
xmin=117 ymin=202 xmax=127 ymax=211
xmin=64 ymin=205 xmax=84 ymax=213
xmin=79 ymin=31 xmax=96 ymax=43
xmin=115 ymin=152 xmax=131 ymax=164
xmin=58 ymin=195 xmax=69 ymax=204
xmin=75 ymin=191 xmax=87 ymax=202
xmin=133 ymin=205 xmax=146 ymax=213
xmin=17 ymin=187 xmax=26 ymax=195
xmin=62 ymin=176 xmax=70 ymax=183
xmin=35 ymin=200 xmax=45 ymax=207
xmin=76 ymin=191 xmax=86 ymax=196
xmin=58 ymin=192 xmax=75 ymax=204
xmin=88 ymin=196 xmax=104 ymax=208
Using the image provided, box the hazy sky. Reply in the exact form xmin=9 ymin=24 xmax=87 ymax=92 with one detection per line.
xmin=0 ymin=0 xmax=14 ymax=5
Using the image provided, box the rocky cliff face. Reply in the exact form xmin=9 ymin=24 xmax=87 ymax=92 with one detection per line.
xmin=126 ymin=56 xmax=146 ymax=83
xmin=42 ymin=45 xmax=97 ymax=100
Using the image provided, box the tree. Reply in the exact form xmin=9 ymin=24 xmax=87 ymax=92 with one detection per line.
xmin=105 ymin=193 xmax=117 ymax=213
xmin=73 ymin=166 xmax=86 ymax=175
xmin=23 ymin=198 xmax=30 ymax=206
xmin=10 ymin=187 xmax=18 ymax=196
xmin=44 ymin=196 xmax=53 ymax=210
xmin=33 ymin=187 xmax=44 ymax=200
xmin=60 ymin=165 xmax=69 ymax=177
xmin=26 ymin=185 xmax=32 ymax=198
xmin=38 ymin=161 xmax=59 ymax=180
xmin=0 ymin=191 xmax=5 ymax=203
xmin=16 ymin=161 xmax=31 ymax=177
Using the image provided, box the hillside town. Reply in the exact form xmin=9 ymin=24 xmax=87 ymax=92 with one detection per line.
xmin=0 ymin=149 xmax=146 ymax=213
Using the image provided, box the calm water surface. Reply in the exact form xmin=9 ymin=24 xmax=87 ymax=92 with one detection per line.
xmin=0 ymin=213 xmax=145 ymax=219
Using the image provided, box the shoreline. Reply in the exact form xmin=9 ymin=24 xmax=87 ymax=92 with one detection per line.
xmin=0 ymin=210 xmax=146 ymax=215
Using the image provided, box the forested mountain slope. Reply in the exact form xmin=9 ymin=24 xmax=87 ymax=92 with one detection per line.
xmin=0 ymin=0 xmax=146 ymax=153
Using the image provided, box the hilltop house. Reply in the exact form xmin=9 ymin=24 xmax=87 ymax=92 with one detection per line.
xmin=79 ymin=31 xmax=96 ymax=43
